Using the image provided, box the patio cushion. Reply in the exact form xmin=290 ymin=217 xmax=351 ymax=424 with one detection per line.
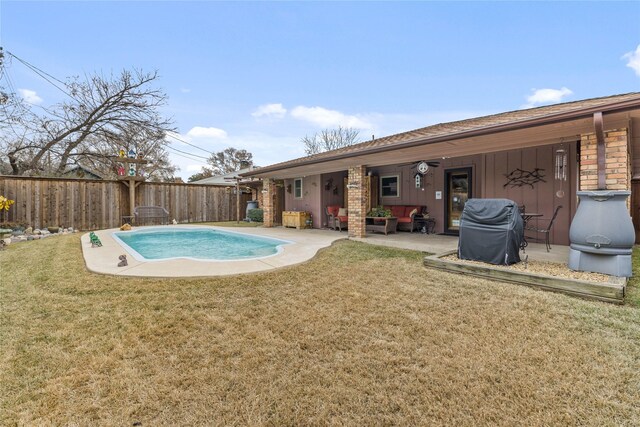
xmin=327 ymin=205 xmax=340 ymax=217
xmin=389 ymin=206 xmax=405 ymax=218
xmin=338 ymin=208 xmax=348 ymax=216
xmin=397 ymin=217 xmax=413 ymax=223
xmin=405 ymin=207 xmax=419 ymax=217
xmin=337 ymin=216 xmax=349 ymax=222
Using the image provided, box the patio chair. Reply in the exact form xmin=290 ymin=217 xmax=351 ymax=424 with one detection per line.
xmin=525 ymin=205 xmax=562 ymax=252
xmin=326 ymin=205 xmax=348 ymax=231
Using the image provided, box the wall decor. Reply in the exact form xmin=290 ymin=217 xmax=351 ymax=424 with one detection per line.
xmin=325 ymin=178 xmax=333 ymax=191
xmin=503 ymin=168 xmax=546 ymax=189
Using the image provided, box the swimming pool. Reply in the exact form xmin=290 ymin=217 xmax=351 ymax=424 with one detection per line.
xmin=112 ymin=227 xmax=291 ymax=261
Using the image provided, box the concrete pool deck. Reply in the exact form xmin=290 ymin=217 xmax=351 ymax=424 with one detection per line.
xmin=82 ymin=225 xmax=346 ymax=277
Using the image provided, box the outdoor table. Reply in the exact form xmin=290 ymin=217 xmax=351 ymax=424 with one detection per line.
xmin=521 ymin=212 xmax=543 ymax=228
xmin=365 ymin=217 xmax=398 ymax=235
xmin=520 ymin=212 xmax=543 ymax=249
xmin=413 ymin=215 xmax=436 ymax=234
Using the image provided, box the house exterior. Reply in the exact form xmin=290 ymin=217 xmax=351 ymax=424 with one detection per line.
xmin=243 ymin=93 xmax=640 ymax=245
xmin=192 ymin=166 xmax=263 ymax=201
xmin=61 ymin=165 xmax=103 ymax=180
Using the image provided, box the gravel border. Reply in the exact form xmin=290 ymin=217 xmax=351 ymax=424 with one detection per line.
xmin=441 ymin=254 xmax=612 ymax=283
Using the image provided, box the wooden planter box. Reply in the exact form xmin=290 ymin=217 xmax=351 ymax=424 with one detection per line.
xmin=282 ymin=211 xmax=311 ymax=229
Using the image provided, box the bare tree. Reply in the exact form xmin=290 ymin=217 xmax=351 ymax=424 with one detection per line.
xmin=207 ymin=147 xmax=253 ymax=175
xmin=187 ymin=168 xmax=214 ymax=183
xmin=302 ymin=126 xmax=361 ymax=155
xmin=80 ymin=124 xmax=177 ymax=181
xmin=0 ymin=68 xmax=176 ymax=176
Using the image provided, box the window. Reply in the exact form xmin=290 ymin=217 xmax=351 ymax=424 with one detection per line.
xmin=380 ymin=175 xmax=400 ymax=198
xmin=294 ymin=178 xmax=303 ymax=198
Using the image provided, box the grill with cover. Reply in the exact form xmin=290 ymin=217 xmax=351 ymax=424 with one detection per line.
xmin=458 ymin=199 xmax=523 ymax=265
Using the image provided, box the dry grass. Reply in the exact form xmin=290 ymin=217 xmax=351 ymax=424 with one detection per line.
xmin=1 ymin=236 xmax=639 ymax=426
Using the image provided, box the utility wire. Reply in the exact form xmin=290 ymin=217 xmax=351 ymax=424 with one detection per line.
xmin=165 ymin=144 xmax=210 ymax=160
xmin=165 ymin=147 xmax=209 ymax=163
xmin=6 ymin=50 xmax=78 ymax=102
xmin=165 ymin=131 xmax=216 ymax=155
xmin=3 ymin=49 xmax=218 ymax=169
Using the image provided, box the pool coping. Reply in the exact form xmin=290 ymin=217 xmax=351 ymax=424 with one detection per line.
xmin=111 ymin=226 xmax=293 ymax=263
xmin=82 ymin=225 xmax=346 ymax=277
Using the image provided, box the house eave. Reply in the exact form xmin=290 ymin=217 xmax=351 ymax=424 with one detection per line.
xmin=243 ymin=96 xmax=640 ymax=179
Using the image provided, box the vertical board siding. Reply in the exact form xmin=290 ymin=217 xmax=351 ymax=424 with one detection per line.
xmin=0 ymin=176 xmax=250 ymax=230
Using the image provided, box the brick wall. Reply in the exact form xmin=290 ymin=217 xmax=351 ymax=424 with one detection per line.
xmin=579 ymin=128 xmax=630 ymax=191
xmin=262 ymin=178 xmax=276 ymax=227
xmin=347 ymin=166 xmax=367 ymax=238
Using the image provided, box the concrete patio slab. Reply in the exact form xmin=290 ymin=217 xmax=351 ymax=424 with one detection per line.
xmin=352 ymin=232 xmax=570 ymax=263
xmin=82 ymin=225 xmax=345 ymax=277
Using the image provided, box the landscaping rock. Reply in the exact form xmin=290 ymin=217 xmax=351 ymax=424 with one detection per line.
xmin=34 ymin=229 xmax=41 ymax=235
xmin=25 ymin=227 xmax=33 ymax=235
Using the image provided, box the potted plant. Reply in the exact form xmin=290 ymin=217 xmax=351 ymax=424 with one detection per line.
xmin=367 ymin=206 xmax=391 ymax=218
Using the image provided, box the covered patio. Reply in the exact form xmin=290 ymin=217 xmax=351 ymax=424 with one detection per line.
xmin=246 ymin=93 xmax=640 ymax=251
xmin=351 ymin=232 xmax=567 ymax=263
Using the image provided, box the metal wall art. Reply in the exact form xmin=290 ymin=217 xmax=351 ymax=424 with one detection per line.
xmin=503 ymin=168 xmax=546 ymax=189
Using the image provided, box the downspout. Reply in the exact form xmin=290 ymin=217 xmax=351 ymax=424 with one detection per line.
xmin=593 ymin=112 xmax=606 ymax=189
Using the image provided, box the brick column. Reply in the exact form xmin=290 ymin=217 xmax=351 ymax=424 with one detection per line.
xmin=262 ymin=178 xmax=276 ymax=227
xmin=579 ymin=128 xmax=630 ymax=191
xmin=347 ymin=166 xmax=367 ymax=238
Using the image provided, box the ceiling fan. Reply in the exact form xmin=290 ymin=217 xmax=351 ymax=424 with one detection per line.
xmin=409 ymin=160 xmax=440 ymax=174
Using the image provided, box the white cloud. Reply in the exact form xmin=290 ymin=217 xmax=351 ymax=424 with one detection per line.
xmin=523 ymin=87 xmax=573 ymax=108
xmin=622 ymin=44 xmax=640 ymax=77
xmin=186 ymin=126 xmax=228 ymax=139
xmin=252 ymin=103 xmax=287 ymax=119
xmin=18 ymin=88 xmax=43 ymax=105
xmin=290 ymin=105 xmax=372 ymax=129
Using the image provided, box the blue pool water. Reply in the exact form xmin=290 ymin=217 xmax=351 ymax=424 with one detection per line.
xmin=113 ymin=227 xmax=290 ymax=261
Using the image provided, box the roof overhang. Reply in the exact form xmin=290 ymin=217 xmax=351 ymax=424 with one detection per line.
xmin=243 ymin=98 xmax=640 ymax=180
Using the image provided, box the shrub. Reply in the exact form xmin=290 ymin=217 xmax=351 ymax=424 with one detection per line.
xmin=247 ymin=208 xmax=264 ymax=222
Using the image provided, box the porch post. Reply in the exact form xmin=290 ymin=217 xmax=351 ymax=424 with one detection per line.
xmin=262 ymin=178 xmax=276 ymax=227
xmin=579 ymin=128 xmax=630 ymax=193
xmin=347 ymin=165 xmax=367 ymax=238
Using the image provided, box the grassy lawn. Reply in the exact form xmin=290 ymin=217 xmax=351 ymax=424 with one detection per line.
xmin=1 ymin=235 xmax=639 ymax=425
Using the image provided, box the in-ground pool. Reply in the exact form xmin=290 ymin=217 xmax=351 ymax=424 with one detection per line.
xmin=112 ymin=227 xmax=291 ymax=261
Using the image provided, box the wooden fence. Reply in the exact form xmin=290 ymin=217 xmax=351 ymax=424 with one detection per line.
xmin=0 ymin=176 xmax=252 ymax=230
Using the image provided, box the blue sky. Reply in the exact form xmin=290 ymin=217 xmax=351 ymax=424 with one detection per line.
xmin=2 ymin=1 xmax=639 ymax=179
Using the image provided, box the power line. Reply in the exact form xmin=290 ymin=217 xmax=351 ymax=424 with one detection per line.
xmin=5 ymin=50 xmax=78 ymax=101
xmin=165 ymin=132 xmax=215 ymax=155
xmin=165 ymin=146 xmax=209 ymax=163
xmin=4 ymin=49 xmax=220 ymax=159
xmin=167 ymin=150 xmax=209 ymax=164
xmin=166 ymin=144 xmax=210 ymax=160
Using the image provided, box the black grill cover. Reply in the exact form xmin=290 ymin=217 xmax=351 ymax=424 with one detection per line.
xmin=458 ymin=199 xmax=523 ymax=265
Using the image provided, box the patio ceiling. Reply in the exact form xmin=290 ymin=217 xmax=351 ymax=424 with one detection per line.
xmin=247 ymin=109 xmax=639 ymax=179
